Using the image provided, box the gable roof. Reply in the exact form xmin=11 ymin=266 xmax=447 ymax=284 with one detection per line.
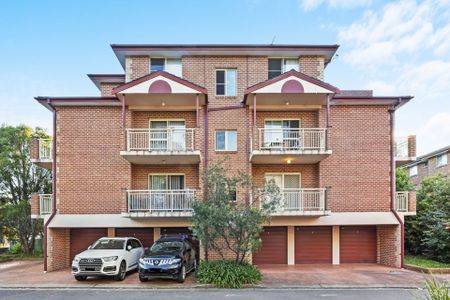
xmin=405 ymin=145 xmax=450 ymax=167
xmin=111 ymin=70 xmax=207 ymax=95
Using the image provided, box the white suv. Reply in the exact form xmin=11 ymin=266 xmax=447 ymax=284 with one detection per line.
xmin=72 ymin=237 xmax=144 ymax=281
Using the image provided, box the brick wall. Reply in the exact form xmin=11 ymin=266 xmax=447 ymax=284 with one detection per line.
xmin=132 ymin=111 xmax=196 ymax=128
xmin=320 ymin=105 xmax=391 ymax=212
xmin=48 ymin=228 xmax=70 ymax=271
xmin=31 ymin=193 xmax=40 ymax=216
xmin=126 ymin=56 xmax=149 ymax=82
xmin=407 ymin=135 xmax=416 ymax=158
xmin=252 ymin=164 xmax=319 ymax=188
xmin=30 ymin=138 xmax=39 ymax=160
xmin=411 ymin=152 xmax=450 ymax=187
xmin=377 ymin=225 xmax=401 ymax=268
xmin=299 ymin=56 xmax=325 ymax=80
xmin=131 ymin=165 xmax=200 ymax=190
xmin=100 ymin=82 xmax=122 ymax=96
xmin=56 ymin=107 xmax=131 ymax=214
xmin=408 ymin=191 xmax=416 ymax=213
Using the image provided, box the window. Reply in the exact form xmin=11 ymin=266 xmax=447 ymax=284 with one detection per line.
xmin=216 ymin=69 xmax=236 ymax=96
xmin=227 ymin=183 xmax=237 ymax=202
xmin=215 ymin=130 xmax=237 ymax=151
xmin=409 ymin=166 xmax=418 ymax=177
xmin=265 ymin=173 xmax=301 ymax=190
xmin=436 ymin=153 xmax=448 ymax=167
xmin=150 ymin=174 xmax=184 ymax=190
xmin=268 ymin=58 xmax=299 ymax=79
xmin=149 ymin=120 xmax=186 ymax=151
xmin=263 ymin=120 xmax=300 ymax=149
xmin=150 ymin=58 xmax=182 ymax=77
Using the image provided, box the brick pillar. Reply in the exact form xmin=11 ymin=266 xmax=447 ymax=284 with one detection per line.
xmin=377 ymin=225 xmax=401 ymax=268
xmin=47 ymin=228 xmax=70 ymax=272
xmin=31 ymin=193 xmax=40 ymax=216
xmin=332 ymin=225 xmax=340 ymax=265
xmin=153 ymin=227 xmax=161 ymax=242
xmin=408 ymin=191 xmax=416 ymax=213
xmin=287 ymin=226 xmax=295 ymax=265
xmin=408 ymin=135 xmax=416 ymax=158
xmin=30 ymin=138 xmax=39 ymax=160
xmin=108 ymin=228 xmax=115 ymax=237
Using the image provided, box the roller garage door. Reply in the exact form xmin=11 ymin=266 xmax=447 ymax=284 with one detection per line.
xmin=70 ymin=228 xmax=107 ymax=261
xmin=340 ymin=226 xmax=377 ymax=263
xmin=253 ymin=227 xmax=287 ymax=265
xmin=115 ymin=228 xmax=154 ymax=248
xmin=295 ymin=226 xmax=332 ymax=264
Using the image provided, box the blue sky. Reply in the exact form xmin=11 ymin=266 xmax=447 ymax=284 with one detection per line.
xmin=1 ymin=0 xmax=449 ymax=155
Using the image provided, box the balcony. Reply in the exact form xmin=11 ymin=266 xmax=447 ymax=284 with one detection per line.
xmin=395 ymin=191 xmax=416 ymax=216
xmin=120 ymin=128 xmax=200 ymax=164
xmin=125 ymin=189 xmax=195 ymax=217
xmin=266 ymin=188 xmax=330 ymax=216
xmin=31 ymin=193 xmax=52 ymax=218
xmin=30 ymin=139 xmax=52 ymax=169
xmin=395 ymin=136 xmax=416 ymax=166
xmin=251 ymin=128 xmax=331 ymax=164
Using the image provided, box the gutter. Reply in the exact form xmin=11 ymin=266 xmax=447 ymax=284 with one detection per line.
xmin=43 ymin=99 xmax=57 ymax=272
xmin=389 ymin=98 xmax=405 ymax=268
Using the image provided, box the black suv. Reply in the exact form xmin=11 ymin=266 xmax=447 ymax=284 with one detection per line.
xmin=138 ymin=234 xmax=196 ymax=283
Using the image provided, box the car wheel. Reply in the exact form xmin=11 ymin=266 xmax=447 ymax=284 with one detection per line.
xmin=114 ymin=261 xmax=126 ymax=281
xmin=177 ymin=264 xmax=186 ymax=283
xmin=139 ymin=275 xmax=148 ymax=282
xmin=74 ymin=275 xmax=87 ymax=281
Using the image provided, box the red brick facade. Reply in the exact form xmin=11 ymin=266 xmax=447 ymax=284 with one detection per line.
xmin=36 ymin=45 xmax=408 ymax=271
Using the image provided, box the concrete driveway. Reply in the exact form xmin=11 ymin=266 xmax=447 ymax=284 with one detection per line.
xmin=0 ymin=259 xmax=448 ymax=289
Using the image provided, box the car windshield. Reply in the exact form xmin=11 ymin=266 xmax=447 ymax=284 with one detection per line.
xmin=91 ymin=239 xmax=125 ymax=250
xmin=150 ymin=241 xmax=183 ymax=252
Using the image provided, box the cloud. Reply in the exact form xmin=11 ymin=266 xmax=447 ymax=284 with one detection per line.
xmin=299 ymin=0 xmax=371 ymax=11
xmin=417 ymin=112 xmax=450 ymax=154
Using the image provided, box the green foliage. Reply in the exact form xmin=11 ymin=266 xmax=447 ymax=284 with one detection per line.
xmin=0 ymin=125 xmax=51 ymax=255
xmin=190 ymin=161 xmax=280 ymax=263
xmin=396 ymin=167 xmax=413 ymax=191
xmin=405 ymin=174 xmax=450 ymax=263
xmin=196 ymin=260 xmax=262 ymax=288
xmin=405 ymin=256 xmax=450 ymax=269
xmin=419 ymin=277 xmax=450 ymax=300
xmin=9 ymin=243 xmax=22 ymax=254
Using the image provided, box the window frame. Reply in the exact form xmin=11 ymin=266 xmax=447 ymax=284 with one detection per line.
xmin=264 ymin=173 xmax=302 ymax=190
xmin=268 ymin=57 xmax=299 ymax=79
xmin=216 ymin=69 xmax=237 ymax=96
xmin=148 ymin=173 xmax=186 ymax=190
xmin=150 ymin=57 xmax=182 ymax=76
xmin=215 ymin=130 xmax=238 ymax=152
xmin=436 ymin=153 xmax=448 ymax=168
xmin=409 ymin=166 xmax=418 ymax=177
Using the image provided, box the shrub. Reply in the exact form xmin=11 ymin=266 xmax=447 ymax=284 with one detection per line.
xmin=420 ymin=278 xmax=450 ymax=300
xmin=10 ymin=243 xmax=22 ymax=254
xmin=196 ymin=260 xmax=262 ymax=288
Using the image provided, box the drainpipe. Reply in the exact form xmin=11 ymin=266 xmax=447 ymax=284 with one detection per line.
xmin=43 ymin=99 xmax=57 ymax=272
xmin=389 ymin=98 xmax=405 ymax=268
xmin=203 ymin=100 xmax=208 ymax=200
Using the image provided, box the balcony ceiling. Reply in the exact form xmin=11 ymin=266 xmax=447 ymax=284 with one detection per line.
xmin=250 ymin=151 xmax=332 ymax=164
xmin=120 ymin=151 xmax=201 ymax=165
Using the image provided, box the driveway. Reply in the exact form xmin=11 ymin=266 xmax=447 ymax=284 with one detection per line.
xmin=0 ymin=259 xmax=448 ymax=289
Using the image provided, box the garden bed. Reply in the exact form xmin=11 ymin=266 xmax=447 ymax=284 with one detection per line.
xmin=405 ymin=256 xmax=450 ymax=274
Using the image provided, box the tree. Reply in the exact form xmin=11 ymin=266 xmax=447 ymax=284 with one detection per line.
xmin=396 ymin=167 xmax=413 ymax=192
xmin=404 ymin=174 xmax=450 ymax=262
xmin=0 ymin=125 xmax=52 ymax=254
xmin=190 ymin=161 xmax=280 ymax=263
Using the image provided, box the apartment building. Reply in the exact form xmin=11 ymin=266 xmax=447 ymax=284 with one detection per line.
xmin=30 ymin=44 xmax=417 ymax=272
xmin=405 ymin=145 xmax=450 ymax=187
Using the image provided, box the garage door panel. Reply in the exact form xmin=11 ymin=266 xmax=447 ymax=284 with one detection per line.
xmin=70 ymin=228 xmax=107 ymax=261
xmin=295 ymin=226 xmax=332 ymax=264
xmin=115 ymin=228 xmax=154 ymax=248
xmin=340 ymin=226 xmax=376 ymax=263
xmin=253 ymin=227 xmax=287 ymax=265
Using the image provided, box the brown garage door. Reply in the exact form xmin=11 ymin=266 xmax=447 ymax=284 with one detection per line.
xmin=340 ymin=226 xmax=377 ymax=263
xmin=161 ymin=227 xmax=199 ymax=262
xmin=295 ymin=226 xmax=332 ymax=264
xmin=253 ymin=227 xmax=287 ymax=265
xmin=70 ymin=228 xmax=107 ymax=261
xmin=115 ymin=228 xmax=154 ymax=248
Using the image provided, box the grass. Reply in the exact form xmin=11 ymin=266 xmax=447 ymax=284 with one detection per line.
xmin=405 ymin=255 xmax=450 ymax=269
xmin=0 ymin=252 xmax=43 ymax=263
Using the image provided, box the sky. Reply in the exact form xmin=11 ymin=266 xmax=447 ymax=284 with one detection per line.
xmin=1 ymin=0 xmax=449 ymax=155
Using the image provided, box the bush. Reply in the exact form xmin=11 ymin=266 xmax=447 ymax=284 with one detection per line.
xmin=10 ymin=243 xmax=22 ymax=254
xmin=196 ymin=260 xmax=262 ymax=288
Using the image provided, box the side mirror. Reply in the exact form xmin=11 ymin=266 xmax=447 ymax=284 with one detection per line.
xmin=87 ymin=246 xmax=92 ymax=250
xmin=127 ymin=245 xmax=132 ymax=251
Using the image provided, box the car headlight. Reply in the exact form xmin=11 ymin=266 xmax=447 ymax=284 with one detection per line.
xmin=73 ymin=256 xmax=80 ymax=263
xmin=169 ymin=258 xmax=181 ymax=264
xmin=102 ymin=256 xmax=118 ymax=262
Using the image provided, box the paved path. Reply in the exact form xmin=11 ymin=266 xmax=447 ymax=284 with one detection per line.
xmin=0 ymin=288 xmax=427 ymax=300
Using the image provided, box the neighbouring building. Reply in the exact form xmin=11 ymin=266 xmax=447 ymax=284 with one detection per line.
xmin=30 ymin=44 xmax=417 ymax=272
xmin=405 ymin=145 xmax=450 ymax=187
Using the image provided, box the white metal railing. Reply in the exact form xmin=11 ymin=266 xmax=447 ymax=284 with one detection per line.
xmin=39 ymin=194 xmax=52 ymax=215
xmin=38 ymin=139 xmax=52 ymax=160
xmin=126 ymin=128 xmax=195 ymax=152
xmin=395 ymin=137 xmax=409 ymax=159
xmin=127 ymin=189 xmax=196 ymax=213
xmin=267 ymin=188 xmax=327 ymax=213
xmin=257 ymin=128 xmax=327 ymax=151
xmin=395 ymin=191 xmax=409 ymax=212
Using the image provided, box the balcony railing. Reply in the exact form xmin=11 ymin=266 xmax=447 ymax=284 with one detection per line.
xmin=127 ymin=189 xmax=195 ymax=214
xmin=38 ymin=139 xmax=52 ymax=160
xmin=394 ymin=137 xmax=409 ymax=159
xmin=264 ymin=188 xmax=328 ymax=215
xmin=395 ymin=191 xmax=409 ymax=212
xmin=256 ymin=128 xmax=327 ymax=151
xmin=126 ymin=128 xmax=195 ymax=152
xmin=39 ymin=194 xmax=52 ymax=215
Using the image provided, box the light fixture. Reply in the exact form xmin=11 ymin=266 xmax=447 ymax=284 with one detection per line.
xmin=161 ymin=100 xmax=166 ymax=107
xmin=285 ymin=101 xmax=290 ymax=106
xmin=286 ymin=159 xmax=292 ymax=164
